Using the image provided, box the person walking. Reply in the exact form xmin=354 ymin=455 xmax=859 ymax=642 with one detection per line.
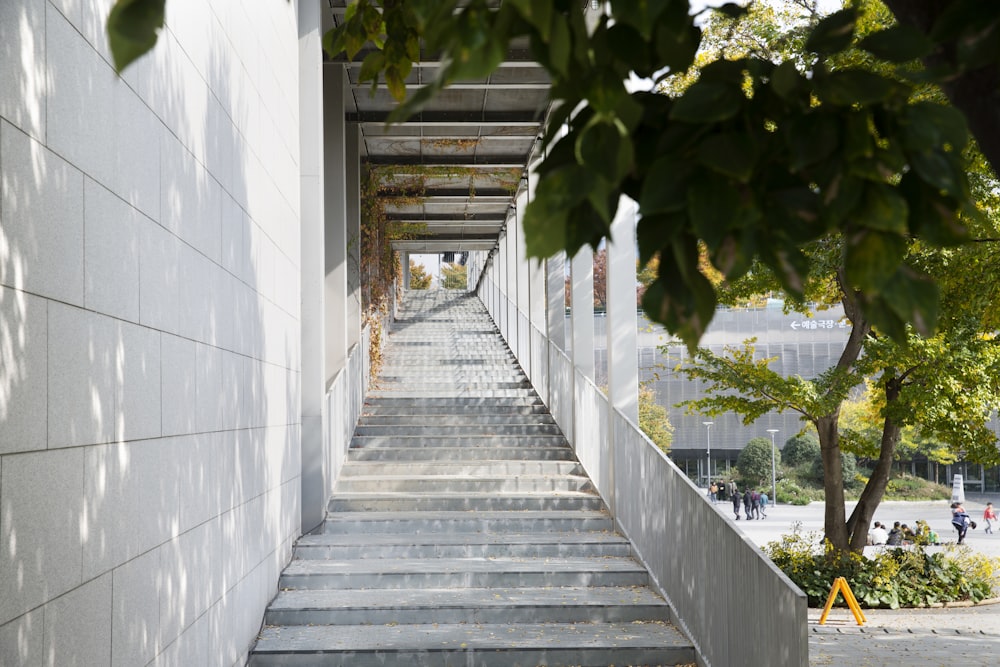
xmin=751 ymin=489 xmax=761 ymax=519
xmin=951 ymin=502 xmax=974 ymax=544
xmin=984 ymin=502 xmax=997 ymax=534
xmin=730 ymin=482 xmax=741 ymax=520
xmin=742 ymin=488 xmax=753 ymax=520
xmin=759 ymin=491 xmax=769 ymax=518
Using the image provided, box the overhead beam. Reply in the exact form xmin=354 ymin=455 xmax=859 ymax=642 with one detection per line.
xmin=348 ymin=111 xmax=542 ymax=125
xmin=365 ymin=156 xmax=524 ymax=167
xmin=379 ymin=189 xmax=513 ymax=199
xmin=351 ymin=82 xmax=549 ymax=91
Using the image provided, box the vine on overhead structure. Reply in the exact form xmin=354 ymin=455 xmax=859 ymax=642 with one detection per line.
xmin=360 ymin=162 xmax=522 ymax=377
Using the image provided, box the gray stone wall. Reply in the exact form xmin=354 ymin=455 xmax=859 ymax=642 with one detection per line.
xmin=0 ymin=1 xmax=302 ymax=663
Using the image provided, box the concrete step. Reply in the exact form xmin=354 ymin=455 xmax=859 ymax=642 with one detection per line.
xmin=327 ymin=492 xmax=604 ymax=512
xmin=251 ymin=290 xmax=695 ymax=666
xmin=278 ymin=556 xmax=649 ymax=589
xmin=264 ymin=586 xmax=670 ymax=625
xmin=353 ymin=423 xmax=562 ymax=436
xmin=338 ymin=460 xmax=584 ymax=477
xmin=363 ymin=396 xmax=543 ymax=408
xmin=333 ymin=474 xmax=594 ymax=494
xmin=346 ymin=445 xmax=576 ymax=462
xmin=350 ymin=435 xmax=568 ymax=448
xmin=250 ymin=621 xmax=695 ymax=667
xmin=366 ymin=388 xmax=538 ymax=398
xmin=318 ymin=510 xmax=615 ymax=534
xmin=360 ymin=404 xmax=550 ymax=417
xmin=294 ymin=532 xmax=631 ymax=560
xmin=357 ymin=413 xmax=556 ymax=426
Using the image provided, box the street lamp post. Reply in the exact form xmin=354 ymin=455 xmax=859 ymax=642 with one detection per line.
xmin=767 ymin=429 xmax=779 ymax=506
xmin=703 ymin=421 xmax=713 ymax=489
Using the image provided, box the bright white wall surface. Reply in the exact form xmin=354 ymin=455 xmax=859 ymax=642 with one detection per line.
xmin=0 ymin=1 xmax=302 ymax=664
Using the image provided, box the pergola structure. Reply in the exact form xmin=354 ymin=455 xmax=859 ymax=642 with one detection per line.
xmin=324 ymin=1 xmax=551 ymax=256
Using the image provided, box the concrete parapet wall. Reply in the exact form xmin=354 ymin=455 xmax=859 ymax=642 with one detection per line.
xmin=477 ymin=268 xmax=809 ymax=666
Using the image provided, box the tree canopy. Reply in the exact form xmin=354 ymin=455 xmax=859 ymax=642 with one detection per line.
xmin=409 ymin=260 xmax=432 ymax=290
xmin=107 ymin=0 xmax=1000 ymax=354
xmin=440 ymin=262 xmax=468 ymax=290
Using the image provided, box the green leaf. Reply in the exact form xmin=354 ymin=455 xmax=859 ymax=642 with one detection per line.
xmin=575 ymin=120 xmax=633 ymax=185
xmin=910 ymin=150 xmax=967 ymax=199
xmin=688 ymin=174 xmax=739 ymax=248
xmin=505 ymin=0 xmax=553 ymax=40
xmin=696 ymin=132 xmax=758 ymax=183
xmin=899 ymin=103 xmax=969 ymax=153
xmin=636 ymin=213 xmax=686 ymax=265
xmin=106 ymin=0 xmax=165 ymax=73
xmin=548 ymin=14 xmax=572 ymax=76
xmin=872 ymin=268 xmax=940 ymax=339
xmin=639 ymin=156 xmax=691 ymax=215
xmin=818 ymin=71 xmax=895 ymax=106
xmin=854 ymin=184 xmax=909 ymax=235
xmin=786 ymin=114 xmax=839 ymax=171
xmin=642 ymin=252 xmax=718 ymax=353
xmin=698 ymin=58 xmax=747 ymax=85
xmin=771 ymin=60 xmax=803 ymax=101
xmin=859 ymin=24 xmax=934 ymax=63
xmin=805 ymin=8 xmax=857 ymax=55
xmin=358 ymin=51 xmax=385 ymax=86
xmin=844 ymin=229 xmax=907 ymax=293
xmin=898 ymin=172 xmax=968 ymax=246
xmin=654 ymin=22 xmax=700 ymax=73
xmin=670 ymin=81 xmax=743 ymax=123
xmin=523 ymin=164 xmax=597 ymax=257
xmin=607 ymin=24 xmax=651 ymax=77
xmin=714 ymin=3 xmax=748 ymax=20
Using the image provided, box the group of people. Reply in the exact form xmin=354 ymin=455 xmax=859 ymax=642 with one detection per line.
xmin=720 ymin=481 xmax=769 ymax=521
xmin=707 ymin=480 xmax=770 ymax=520
xmin=868 ymin=520 xmax=939 ymax=546
xmin=866 ymin=501 xmax=998 ymax=547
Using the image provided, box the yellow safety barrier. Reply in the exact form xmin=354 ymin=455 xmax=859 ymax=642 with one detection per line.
xmin=818 ymin=576 xmax=867 ymax=626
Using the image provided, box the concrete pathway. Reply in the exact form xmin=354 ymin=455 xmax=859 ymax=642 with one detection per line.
xmin=709 ymin=496 xmax=1000 ymax=666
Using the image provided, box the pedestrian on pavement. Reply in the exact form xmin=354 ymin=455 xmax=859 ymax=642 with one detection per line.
xmin=731 ymin=483 xmax=741 ymax=520
xmin=751 ymin=489 xmax=762 ymax=519
xmin=743 ymin=488 xmax=753 ymax=520
xmin=951 ymin=502 xmax=974 ymax=544
xmin=759 ymin=491 xmax=769 ymax=518
xmin=709 ymin=482 xmax=718 ymax=503
xmin=984 ymin=502 xmax=997 ymax=534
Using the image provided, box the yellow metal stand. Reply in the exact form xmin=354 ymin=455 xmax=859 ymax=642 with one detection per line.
xmin=818 ymin=576 xmax=867 ymax=626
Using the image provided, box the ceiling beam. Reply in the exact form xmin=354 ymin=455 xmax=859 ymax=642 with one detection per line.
xmin=366 ymin=156 xmax=524 ymax=168
xmin=348 ymin=110 xmax=542 ymax=125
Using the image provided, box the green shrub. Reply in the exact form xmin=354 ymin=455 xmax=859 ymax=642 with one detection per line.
xmin=885 ymin=475 xmax=951 ymax=500
xmin=782 ymin=434 xmax=820 ymax=467
xmin=763 ymin=529 xmax=1000 ymax=608
xmin=737 ymin=437 xmax=779 ymax=487
xmin=809 ymin=451 xmax=858 ymax=486
xmin=775 ymin=479 xmax=816 ymax=505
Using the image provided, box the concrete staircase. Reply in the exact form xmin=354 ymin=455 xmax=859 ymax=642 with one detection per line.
xmin=250 ymin=290 xmax=696 ymax=666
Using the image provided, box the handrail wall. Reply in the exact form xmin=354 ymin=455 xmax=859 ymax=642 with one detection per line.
xmin=477 ymin=272 xmax=808 ymax=667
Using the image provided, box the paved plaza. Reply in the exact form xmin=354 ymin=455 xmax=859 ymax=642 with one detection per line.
xmin=709 ymin=495 xmax=1000 ymax=666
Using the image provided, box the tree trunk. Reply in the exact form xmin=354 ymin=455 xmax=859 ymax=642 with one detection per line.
xmin=820 ymin=279 xmax=871 ymax=553
xmin=817 ymin=413 xmax=849 ymax=551
xmin=845 ymin=376 xmax=903 ymax=551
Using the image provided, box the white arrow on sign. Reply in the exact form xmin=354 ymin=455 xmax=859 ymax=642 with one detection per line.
xmin=790 ymin=321 xmax=800 ymax=330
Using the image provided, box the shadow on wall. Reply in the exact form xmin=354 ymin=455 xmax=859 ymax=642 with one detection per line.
xmin=1 ymin=2 xmax=300 ymax=664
